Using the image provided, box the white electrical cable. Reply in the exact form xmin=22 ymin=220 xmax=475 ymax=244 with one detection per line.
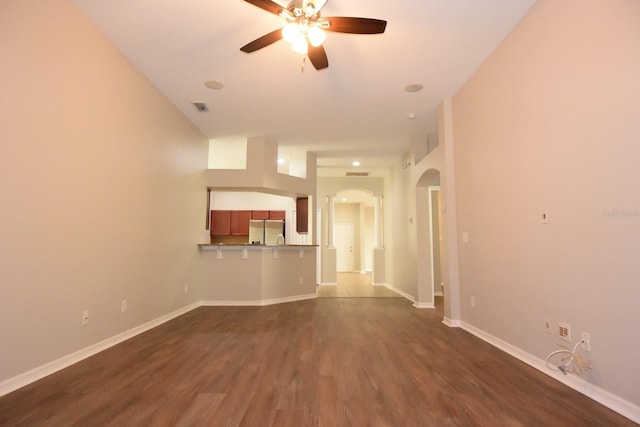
xmin=545 ymin=340 xmax=592 ymax=375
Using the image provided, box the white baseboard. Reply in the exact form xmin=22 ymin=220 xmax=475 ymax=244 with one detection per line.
xmin=442 ymin=317 xmax=461 ymax=327
xmin=413 ymin=301 xmax=435 ymax=309
xmin=319 ymin=282 xmax=337 ymax=286
xmin=0 ymin=302 xmax=200 ymax=398
xmin=371 ymin=282 xmax=386 ymax=287
xmin=460 ymin=321 xmax=640 ymax=424
xmin=383 ymin=284 xmax=415 ymax=303
xmin=201 ymin=293 xmax=317 ymax=307
xmin=434 ymin=290 xmax=444 ymax=297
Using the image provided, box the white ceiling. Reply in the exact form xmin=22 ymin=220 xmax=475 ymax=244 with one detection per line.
xmin=336 ymin=189 xmax=374 ymax=207
xmin=71 ymin=0 xmax=535 ymax=174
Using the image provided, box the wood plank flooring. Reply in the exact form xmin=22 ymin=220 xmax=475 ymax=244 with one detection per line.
xmin=0 ymin=298 xmax=636 ymax=426
xmin=318 ymin=272 xmax=401 ymax=298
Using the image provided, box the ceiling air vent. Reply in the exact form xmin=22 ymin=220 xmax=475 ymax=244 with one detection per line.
xmin=346 ymin=171 xmax=370 ymax=177
xmin=193 ymin=102 xmax=209 ymax=112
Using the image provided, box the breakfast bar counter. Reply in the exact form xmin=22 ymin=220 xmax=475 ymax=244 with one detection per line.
xmin=197 ymin=243 xmax=318 ymax=305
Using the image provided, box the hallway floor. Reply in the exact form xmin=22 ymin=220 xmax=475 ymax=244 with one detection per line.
xmin=317 ymin=272 xmax=402 ymax=298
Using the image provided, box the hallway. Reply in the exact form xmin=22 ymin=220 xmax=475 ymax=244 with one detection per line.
xmin=317 ymin=272 xmax=402 ymax=298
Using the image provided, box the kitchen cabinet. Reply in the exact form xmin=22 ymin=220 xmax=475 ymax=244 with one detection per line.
xmin=252 ymin=210 xmax=270 ymax=220
xmin=211 ymin=209 xmax=286 ymax=237
xmin=269 ymin=210 xmax=286 ymax=220
xmin=210 ymin=210 xmax=231 ymax=236
xmin=230 ymin=210 xmax=252 ymax=235
xmin=296 ymin=197 xmax=308 ymax=233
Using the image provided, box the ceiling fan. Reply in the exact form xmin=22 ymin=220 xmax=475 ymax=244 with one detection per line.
xmin=240 ymin=0 xmax=387 ymax=70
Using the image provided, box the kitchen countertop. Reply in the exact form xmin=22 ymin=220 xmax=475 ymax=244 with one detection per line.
xmin=198 ymin=243 xmax=318 ymax=249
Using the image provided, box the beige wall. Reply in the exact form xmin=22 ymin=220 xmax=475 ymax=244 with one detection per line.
xmin=0 ymin=0 xmax=207 ymax=382
xmin=452 ymin=0 xmax=640 ymax=407
xmin=385 ymin=161 xmax=417 ymax=298
xmin=197 ymin=248 xmax=316 ymax=302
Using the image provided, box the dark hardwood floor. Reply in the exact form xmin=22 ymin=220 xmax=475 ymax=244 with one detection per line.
xmin=0 ymin=298 xmax=635 ymax=426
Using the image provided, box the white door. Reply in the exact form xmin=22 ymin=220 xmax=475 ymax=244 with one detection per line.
xmin=335 ymin=223 xmax=354 ymax=272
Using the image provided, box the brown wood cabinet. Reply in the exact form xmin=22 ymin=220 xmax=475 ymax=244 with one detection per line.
xmin=269 ymin=210 xmax=286 ymax=220
xmin=211 ymin=209 xmax=287 ymax=236
xmin=230 ymin=210 xmax=252 ymax=235
xmin=252 ymin=210 xmax=270 ymax=220
xmin=210 ymin=210 xmax=231 ymax=236
xmin=296 ymin=198 xmax=308 ymax=234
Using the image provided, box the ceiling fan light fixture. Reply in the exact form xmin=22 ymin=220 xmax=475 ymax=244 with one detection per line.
xmin=240 ymin=0 xmax=387 ymax=71
xmin=308 ymin=26 xmax=326 ymax=47
xmin=282 ymin=23 xmax=302 ymax=44
xmin=292 ymin=37 xmax=308 ymax=54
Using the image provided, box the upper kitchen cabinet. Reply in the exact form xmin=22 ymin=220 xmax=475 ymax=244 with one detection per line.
xmin=269 ymin=210 xmax=286 ymax=220
xmin=230 ymin=210 xmax=252 ymax=235
xmin=252 ymin=210 xmax=270 ymax=220
xmin=296 ymin=197 xmax=308 ymax=234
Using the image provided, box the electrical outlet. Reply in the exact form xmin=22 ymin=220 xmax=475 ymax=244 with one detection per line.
xmin=82 ymin=310 xmax=89 ymax=325
xmin=184 ymin=284 xmax=188 ymax=294
xmin=545 ymin=316 xmax=553 ymax=335
xmin=581 ymin=332 xmax=591 ymax=352
xmin=299 ymin=276 xmax=304 ymax=285
xmin=469 ymin=296 xmax=476 ymax=308
xmin=121 ymin=300 xmax=127 ymax=313
xmin=541 ymin=209 xmax=549 ymax=224
xmin=558 ymin=322 xmax=571 ymax=342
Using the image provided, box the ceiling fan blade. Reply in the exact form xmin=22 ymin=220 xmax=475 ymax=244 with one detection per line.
xmin=240 ymin=28 xmax=283 ymax=53
xmin=242 ymin=0 xmax=284 ymax=16
xmin=308 ymin=44 xmax=329 ymax=70
xmin=325 ymin=17 xmax=387 ymax=34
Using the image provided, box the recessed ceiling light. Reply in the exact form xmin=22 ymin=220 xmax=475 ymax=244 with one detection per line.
xmin=341 ymin=198 xmax=347 ymax=202
xmin=352 ymin=161 xmax=360 ymax=167
xmin=404 ymin=83 xmax=423 ymax=93
xmin=408 ymin=112 xmax=416 ymax=120
xmin=204 ymin=80 xmax=224 ymax=90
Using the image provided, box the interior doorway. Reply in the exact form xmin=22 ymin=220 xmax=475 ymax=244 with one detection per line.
xmin=335 ymin=223 xmax=354 ymax=272
xmin=415 ymin=169 xmax=443 ymax=309
xmin=333 ymin=189 xmax=375 ymax=274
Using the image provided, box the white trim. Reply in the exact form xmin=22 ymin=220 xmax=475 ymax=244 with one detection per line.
xmin=434 ymin=290 xmax=444 ymax=297
xmin=460 ymin=321 xmax=640 ymax=424
xmin=442 ymin=317 xmax=461 ymax=327
xmin=383 ymin=284 xmax=415 ymax=303
xmin=201 ymin=293 xmax=317 ymax=307
xmin=371 ymin=282 xmax=387 ymax=287
xmin=413 ymin=302 xmax=435 ymax=309
xmin=0 ymin=302 xmax=200 ymax=398
xmin=427 ymin=185 xmax=440 ymax=305
xmin=319 ymin=282 xmax=338 ymax=286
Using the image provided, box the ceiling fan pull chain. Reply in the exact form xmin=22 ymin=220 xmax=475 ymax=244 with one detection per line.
xmin=301 ymin=56 xmax=306 ymax=73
